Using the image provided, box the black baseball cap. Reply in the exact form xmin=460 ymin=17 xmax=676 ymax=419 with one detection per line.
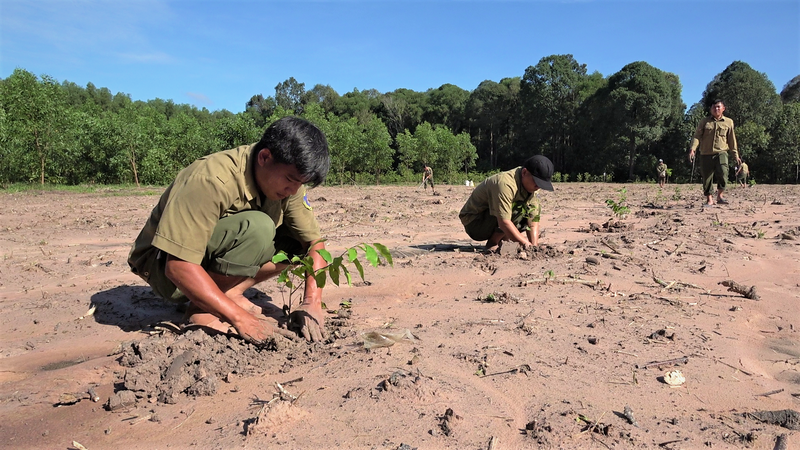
xmin=525 ymin=155 xmax=554 ymax=191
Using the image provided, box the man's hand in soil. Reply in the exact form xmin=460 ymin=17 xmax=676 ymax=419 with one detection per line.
xmin=233 ymin=312 xmax=297 ymax=345
xmin=288 ymin=302 xmax=327 ymax=342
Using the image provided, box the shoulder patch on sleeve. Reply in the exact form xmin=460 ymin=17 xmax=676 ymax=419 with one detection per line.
xmin=303 ymin=193 xmax=312 ymax=210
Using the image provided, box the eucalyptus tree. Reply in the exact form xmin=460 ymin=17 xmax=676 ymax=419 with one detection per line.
xmin=162 ymin=111 xmax=215 ymax=169
xmin=245 ymin=94 xmax=276 ymax=128
xmin=302 ymin=84 xmax=340 ymax=114
xmin=0 ymin=68 xmax=70 ymax=184
xmin=301 ymin=103 xmax=358 ymax=184
xmin=326 ymin=116 xmax=362 ymax=184
xmin=334 ymin=88 xmax=382 ymax=124
xmin=701 ymin=61 xmax=782 ymax=129
xmin=519 ymin=54 xmax=594 ymax=172
xmin=646 ymin=73 xmax=688 ymax=177
xmin=61 ymin=80 xmax=90 ymax=108
xmin=357 ymin=115 xmax=394 ymax=184
xmin=465 ymin=78 xmax=519 ymax=169
xmin=212 ymin=113 xmax=261 ymax=154
xmin=376 ymin=88 xmax=426 ymax=140
xmin=591 ymin=62 xmax=684 ymax=180
xmin=396 ymin=122 xmax=478 ymax=181
xmin=0 ymin=108 xmax=8 ymax=183
xmin=86 ymin=82 xmax=114 ymax=111
xmin=423 ymin=83 xmax=469 ymax=134
xmin=275 ymin=77 xmax=306 ymax=113
xmin=769 ymin=102 xmax=800 ymax=182
xmin=148 ymin=98 xmax=178 ymax=120
xmin=399 ymin=122 xmax=436 ymax=171
xmin=115 ymin=104 xmax=164 ymax=185
xmin=435 ymin=127 xmax=478 ymax=178
xmin=701 ymin=62 xmax=782 ymax=180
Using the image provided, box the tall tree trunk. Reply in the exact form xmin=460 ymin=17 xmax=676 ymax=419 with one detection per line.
xmin=129 ymin=144 xmax=140 ymax=187
xmin=627 ymin=133 xmax=637 ymax=181
xmin=34 ymin=130 xmax=45 ymax=185
xmin=489 ymin=125 xmax=495 ymax=168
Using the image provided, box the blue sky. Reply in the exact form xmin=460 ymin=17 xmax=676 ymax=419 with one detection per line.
xmin=2 ymin=0 xmax=798 ymax=114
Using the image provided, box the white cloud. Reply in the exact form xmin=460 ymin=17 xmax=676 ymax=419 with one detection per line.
xmin=186 ymin=91 xmax=212 ymax=105
xmin=2 ymin=0 xmax=176 ymax=64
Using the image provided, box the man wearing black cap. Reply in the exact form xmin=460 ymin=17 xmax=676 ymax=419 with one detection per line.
xmin=459 ymin=155 xmax=554 ymax=251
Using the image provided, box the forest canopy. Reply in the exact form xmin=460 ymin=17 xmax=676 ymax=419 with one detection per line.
xmin=1 ymin=57 xmax=798 ymax=186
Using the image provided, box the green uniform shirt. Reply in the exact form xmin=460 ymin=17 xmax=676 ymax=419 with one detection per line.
xmin=690 ymin=115 xmax=739 ymax=159
xmin=459 ymin=167 xmax=541 ymax=228
xmin=657 ymin=163 xmax=667 ymax=177
xmin=128 ymin=144 xmax=321 ymax=270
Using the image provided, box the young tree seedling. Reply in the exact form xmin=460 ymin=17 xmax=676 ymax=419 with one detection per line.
xmin=271 ymin=241 xmax=393 ymax=313
xmin=605 ymin=188 xmax=630 ymax=218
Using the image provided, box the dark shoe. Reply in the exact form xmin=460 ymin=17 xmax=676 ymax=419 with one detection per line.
xmin=717 ymin=198 xmax=729 ymax=205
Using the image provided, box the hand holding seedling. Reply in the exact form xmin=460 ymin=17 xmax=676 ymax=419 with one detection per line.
xmin=273 ymin=242 xmax=393 ymax=343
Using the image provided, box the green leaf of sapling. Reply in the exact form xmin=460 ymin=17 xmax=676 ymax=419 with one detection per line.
xmin=353 ymin=258 xmax=365 ymax=281
xmin=272 ymin=252 xmax=290 ymax=264
xmin=316 ymin=248 xmax=333 ymax=264
xmin=363 ymin=244 xmax=379 ymax=267
xmin=373 ymin=243 xmax=393 ymax=266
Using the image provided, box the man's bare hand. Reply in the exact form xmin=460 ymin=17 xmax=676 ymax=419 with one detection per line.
xmin=233 ymin=313 xmax=296 ymax=345
xmin=288 ymin=303 xmax=327 ymax=342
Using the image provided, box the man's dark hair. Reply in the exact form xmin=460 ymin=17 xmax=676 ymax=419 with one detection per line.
xmin=710 ymin=99 xmax=725 ymax=108
xmin=254 ymin=117 xmax=330 ymax=187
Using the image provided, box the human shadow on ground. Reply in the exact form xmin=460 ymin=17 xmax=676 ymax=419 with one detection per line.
xmin=90 ymin=285 xmax=284 ymax=332
xmin=399 ymin=242 xmax=483 ymax=257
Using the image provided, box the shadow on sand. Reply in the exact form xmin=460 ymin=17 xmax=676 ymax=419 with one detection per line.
xmin=90 ymin=285 xmax=283 ymax=332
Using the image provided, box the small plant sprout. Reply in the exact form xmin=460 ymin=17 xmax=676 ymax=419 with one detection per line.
xmin=672 ymin=186 xmax=682 ymax=201
xmin=605 ymin=188 xmax=630 ymax=218
xmin=654 ymin=188 xmax=666 ymax=206
xmin=271 ymin=241 xmax=392 ymax=313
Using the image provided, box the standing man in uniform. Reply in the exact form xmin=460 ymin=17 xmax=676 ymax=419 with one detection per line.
xmin=656 ymin=159 xmax=668 ymax=188
xmin=736 ymin=160 xmax=749 ymax=187
xmin=422 ymin=165 xmax=435 ymax=194
xmin=459 ymin=155 xmax=554 ymax=251
xmin=128 ymin=117 xmax=330 ymax=344
xmin=689 ymin=99 xmax=741 ymax=206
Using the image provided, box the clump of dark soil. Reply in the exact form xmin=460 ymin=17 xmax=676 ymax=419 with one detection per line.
xmin=115 ymin=329 xmax=302 ymax=405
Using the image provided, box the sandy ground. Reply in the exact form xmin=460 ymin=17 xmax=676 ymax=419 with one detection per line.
xmin=0 ymin=182 xmax=798 ymax=450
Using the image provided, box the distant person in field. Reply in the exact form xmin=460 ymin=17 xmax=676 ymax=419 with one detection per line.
xmin=736 ymin=161 xmax=749 ymax=187
xmin=657 ymin=159 xmax=668 ymax=188
xmin=128 ymin=117 xmax=331 ymax=344
xmin=689 ymin=99 xmax=740 ymax=206
xmin=459 ymin=155 xmax=554 ymax=251
xmin=422 ymin=165 xmax=435 ymax=194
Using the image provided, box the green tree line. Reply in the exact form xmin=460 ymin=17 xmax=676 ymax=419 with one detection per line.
xmin=2 ymin=57 xmax=798 ymax=186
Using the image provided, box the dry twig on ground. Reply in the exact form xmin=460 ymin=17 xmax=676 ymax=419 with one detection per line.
xmin=719 ymin=280 xmax=760 ymax=300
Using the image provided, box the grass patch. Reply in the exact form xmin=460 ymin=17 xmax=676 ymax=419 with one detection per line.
xmin=0 ymin=183 xmax=163 ymax=196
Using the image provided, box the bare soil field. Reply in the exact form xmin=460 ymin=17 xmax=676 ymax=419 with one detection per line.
xmin=0 ymin=182 xmax=798 ymax=450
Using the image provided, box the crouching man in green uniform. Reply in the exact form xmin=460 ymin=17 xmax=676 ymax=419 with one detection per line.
xmin=459 ymin=155 xmax=554 ymax=251
xmin=128 ymin=117 xmax=330 ymax=344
